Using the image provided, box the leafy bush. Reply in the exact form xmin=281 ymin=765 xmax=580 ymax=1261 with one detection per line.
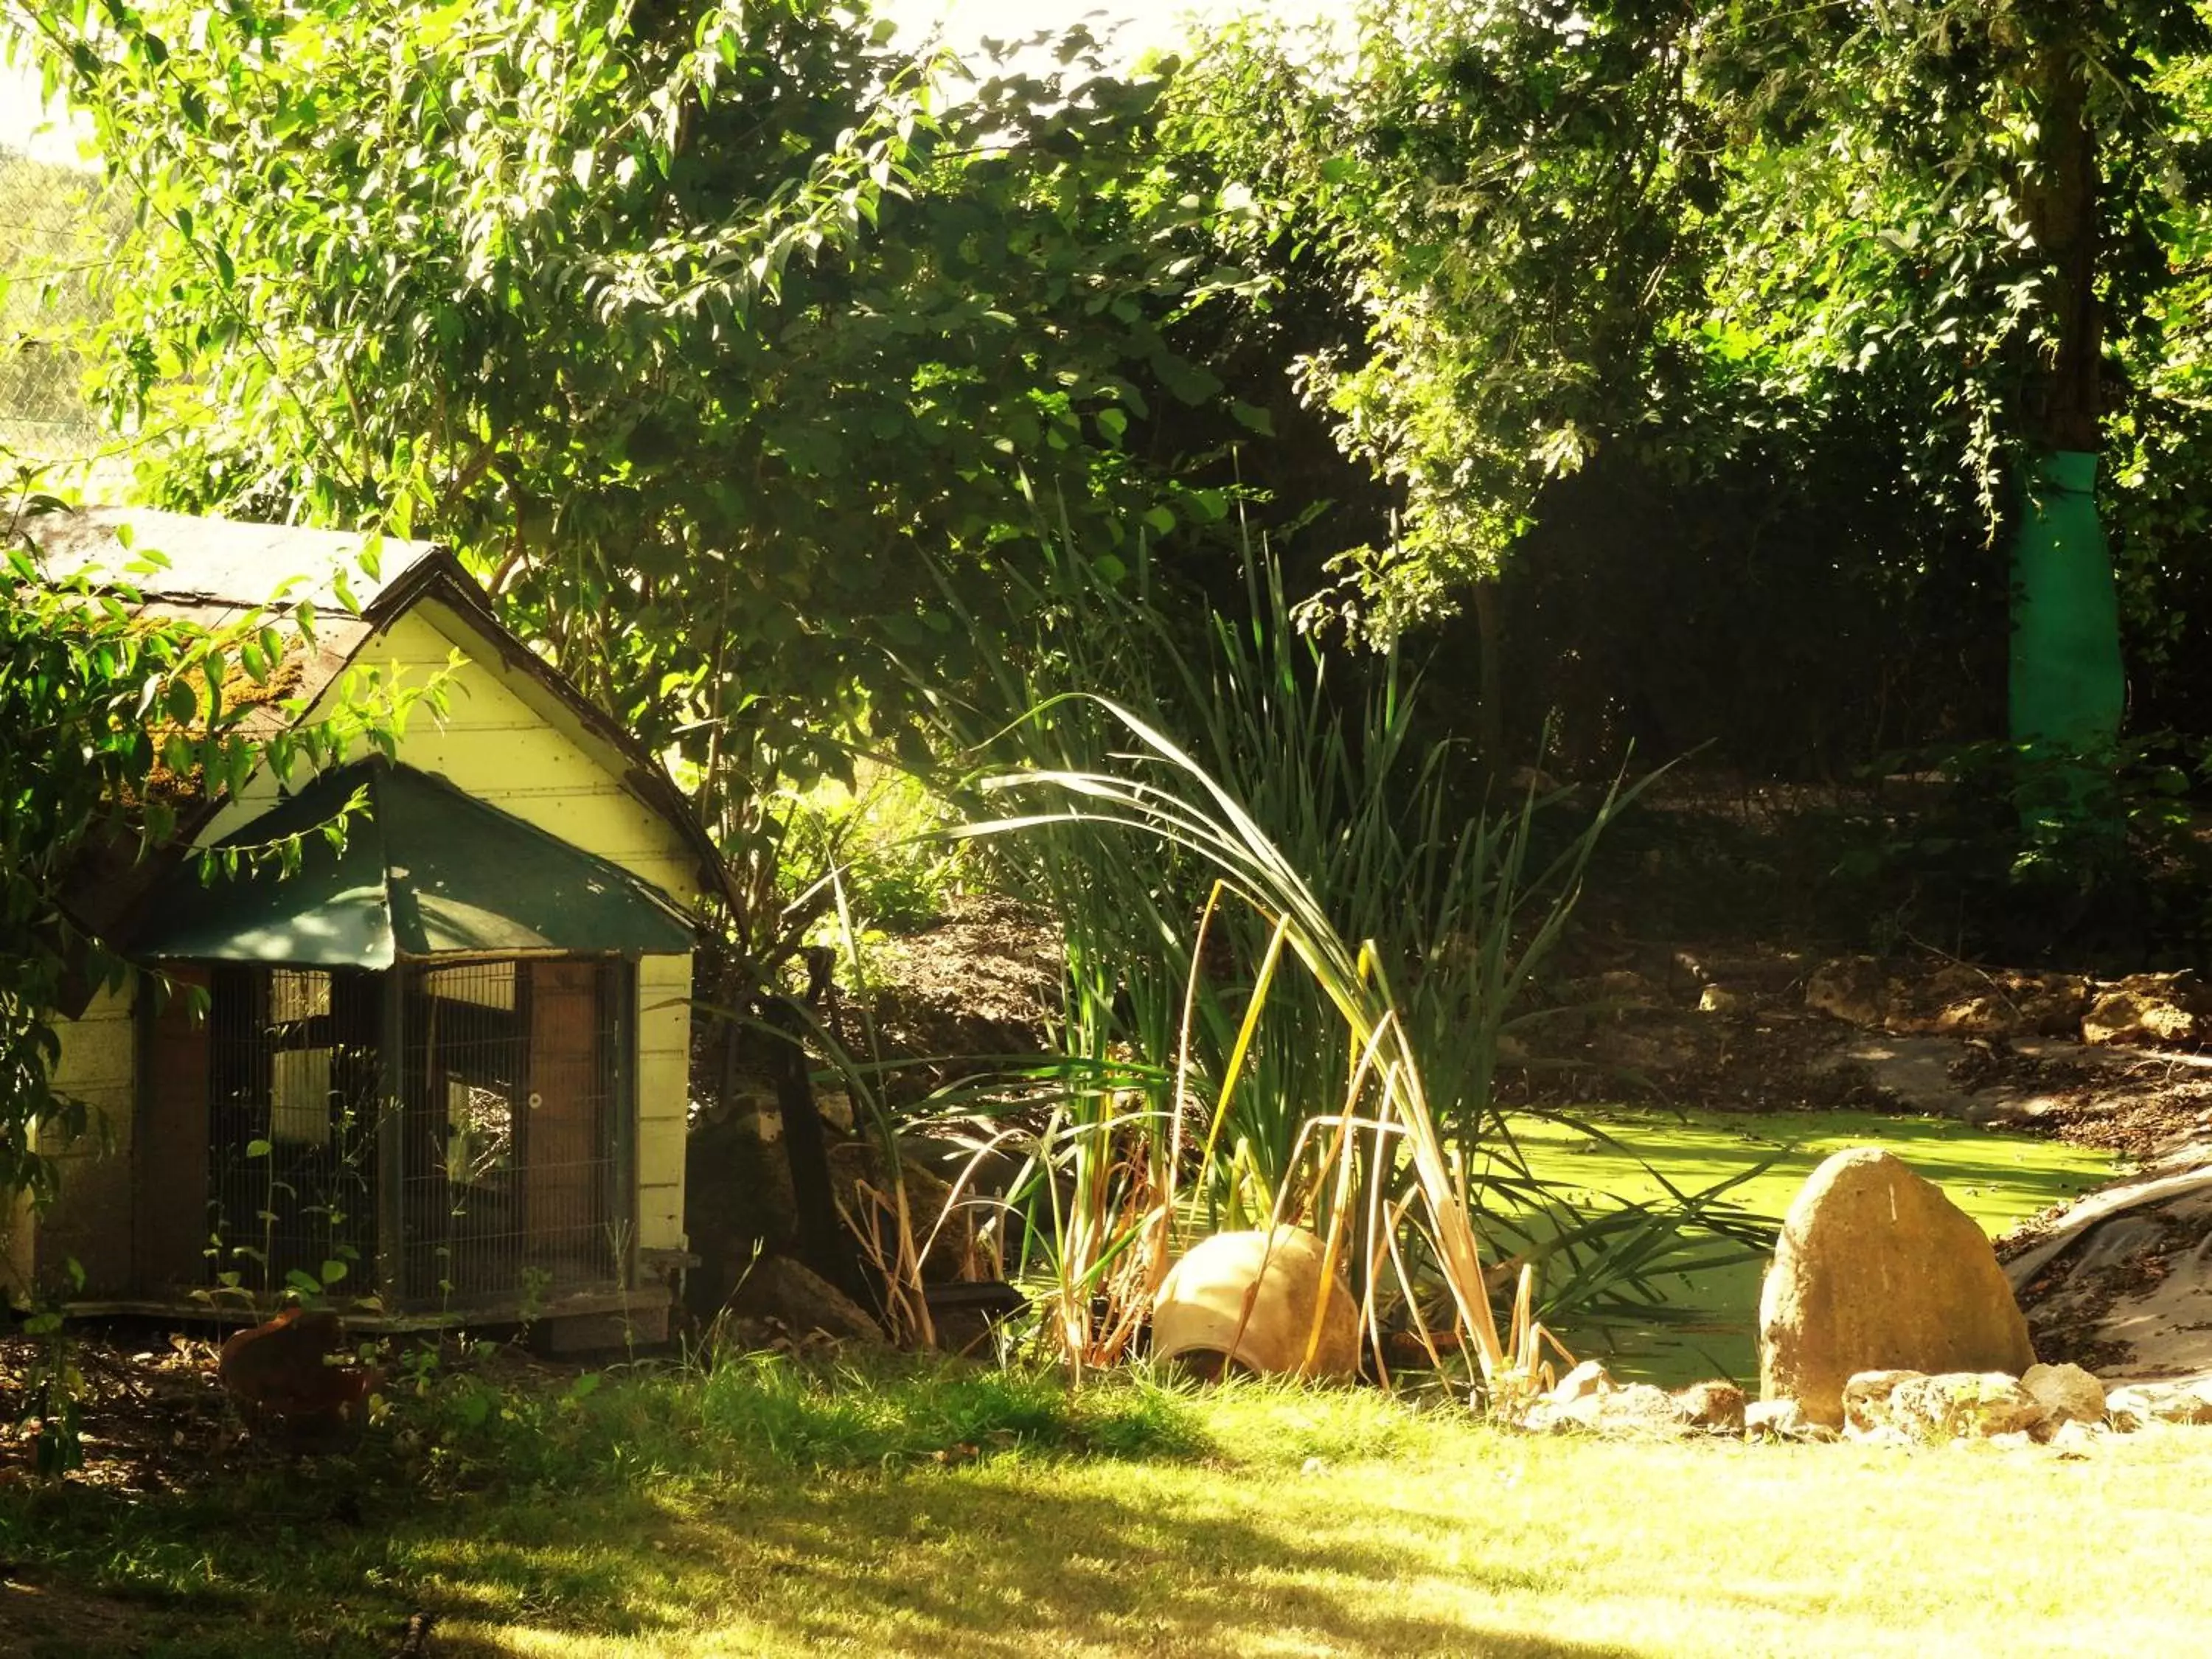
xmin=777 ymin=766 xmax=967 ymax=937
xmin=1829 ymin=737 xmax=2212 ymax=964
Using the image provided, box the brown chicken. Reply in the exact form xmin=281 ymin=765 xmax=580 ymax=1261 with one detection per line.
xmin=218 ymin=1307 xmax=380 ymax=1427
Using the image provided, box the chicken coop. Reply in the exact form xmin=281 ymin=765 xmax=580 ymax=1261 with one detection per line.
xmin=12 ymin=509 xmax=715 ymax=1343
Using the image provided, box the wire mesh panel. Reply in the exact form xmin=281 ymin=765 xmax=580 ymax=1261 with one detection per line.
xmin=187 ymin=956 xmax=626 ymax=1311
xmin=397 ymin=959 xmax=622 ymax=1306
xmin=204 ymin=965 xmax=381 ymax=1297
xmin=0 ymin=144 xmax=116 ymax=466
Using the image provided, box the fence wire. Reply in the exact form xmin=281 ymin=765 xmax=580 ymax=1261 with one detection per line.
xmin=0 ymin=142 xmax=117 ymax=465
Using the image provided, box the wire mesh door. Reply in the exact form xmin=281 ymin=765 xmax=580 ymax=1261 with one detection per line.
xmin=397 ymin=959 xmax=623 ymax=1305
xmin=205 ymin=965 xmax=381 ymax=1297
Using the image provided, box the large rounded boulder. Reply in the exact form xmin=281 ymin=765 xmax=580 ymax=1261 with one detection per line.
xmin=1759 ymin=1147 xmax=2034 ymax=1427
xmin=1152 ymin=1225 xmax=1360 ymax=1380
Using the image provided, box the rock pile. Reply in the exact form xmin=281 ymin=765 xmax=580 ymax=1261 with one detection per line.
xmin=1523 ymin=1353 xmax=2171 ymax=1448
xmin=2106 ymin=1377 xmax=2212 ymax=1428
xmin=1520 ymin=1363 xmax=1747 ymax=1437
xmin=1516 ymin=1144 xmax=2212 ymax=1452
xmin=1804 ymin=956 xmax=2210 ymax=1049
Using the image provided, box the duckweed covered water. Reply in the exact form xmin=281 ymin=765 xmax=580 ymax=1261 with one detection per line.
xmin=1492 ymin=1108 xmax=2117 ymax=1387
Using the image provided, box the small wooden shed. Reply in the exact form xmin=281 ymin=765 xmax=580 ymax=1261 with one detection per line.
xmin=10 ymin=509 xmax=714 ymax=1340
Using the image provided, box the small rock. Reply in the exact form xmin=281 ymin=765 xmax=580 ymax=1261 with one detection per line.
xmin=1525 ymin=1377 xmax=1686 ymax=1437
xmin=1987 ymin=1430 xmax=2035 ymax=1450
xmin=1698 ymin=986 xmax=1749 ymax=1016
xmin=813 ymin=1089 xmax=856 ymax=1134
xmin=1849 ymin=1423 xmax=1917 ymax=1448
xmin=1550 ymin=1359 xmax=1613 ymax=1404
xmin=1885 ymin=1372 xmax=2043 ymax=1439
xmin=2107 ymin=1379 xmax=2212 ymax=1428
xmin=1841 ymin=1369 xmax=1927 ymax=1435
xmin=1596 ymin=1383 xmax=1686 ymax=1433
xmin=1745 ymin=1398 xmax=1804 ymax=1438
xmin=1745 ymin=1398 xmax=1840 ymax=1441
xmin=1925 ymin=964 xmax=1992 ymax=1006
xmin=1526 ymin=1392 xmax=1607 ymax=1434
xmin=2022 ymin=1362 xmax=2106 ymax=1427
xmin=1674 ymin=1379 xmax=1747 ymax=1431
xmin=731 ymin=1256 xmax=886 ymax=1346
xmin=2048 ymin=1419 xmax=2100 ymax=1457
xmin=2008 ymin=972 xmax=2093 ymax=1037
xmin=2104 ymin=1386 xmax=2152 ymax=1431
xmin=1933 ymin=996 xmax=2014 ymax=1039
xmin=1806 ymin=956 xmax=1888 ymax=1028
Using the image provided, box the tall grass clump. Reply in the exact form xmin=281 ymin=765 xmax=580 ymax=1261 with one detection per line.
xmin=414 ymin=1352 xmax=1206 ymax=1486
xmin=900 ymin=526 xmax=1769 ymax=1404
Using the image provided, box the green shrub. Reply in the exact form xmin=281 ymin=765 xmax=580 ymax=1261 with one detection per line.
xmin=1829 ymin=735 xmax=2212 ymax=964
xmin=408 ymin=1351 xmax=1207 ymax=1488
xmin=777 ymin=765 xmax=967 ymax=936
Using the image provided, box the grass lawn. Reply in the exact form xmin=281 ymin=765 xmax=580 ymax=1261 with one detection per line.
xmin=1498 ymin=1107 xmax=2115 ymax=1385
xmin=0 ymin=1115 xmax=2129 ymax=1656
xmin=4 ymin=1361 xmax=2207 ymax=1658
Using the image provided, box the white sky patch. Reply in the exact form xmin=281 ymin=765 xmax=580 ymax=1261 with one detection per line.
xmin=0 ymin=61 xmax=94 ymax=167
xmin=0 ymin=3 xmax=1340 ymax=169
xmin=886 ymin=0 xmax=1338 ymax=58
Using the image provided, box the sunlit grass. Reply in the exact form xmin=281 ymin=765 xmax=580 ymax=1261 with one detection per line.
xmin=4 ymin=1360 xmax=2205 ymax=1658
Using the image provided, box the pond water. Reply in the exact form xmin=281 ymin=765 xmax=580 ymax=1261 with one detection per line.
xmin=1486 ymin=1108 xmax=2118 ymax=1388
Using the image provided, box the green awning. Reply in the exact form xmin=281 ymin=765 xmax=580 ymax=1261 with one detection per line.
xmin=134 ymin=759 xmax=696 ymax=967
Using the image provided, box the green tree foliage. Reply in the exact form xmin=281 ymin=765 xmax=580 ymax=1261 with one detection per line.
xmin=1701 ymin=0 xmax=2210 ymax=509
xmin=1172 ymin=1 xmax=2212 ymax=767
xmin=16 ymin=0 xmax=2212 ymax=823
xmin=1177 ymin=0 xmax=1714 ymax=637
xmin=5 ymin=0 xmax=1255 ymax=949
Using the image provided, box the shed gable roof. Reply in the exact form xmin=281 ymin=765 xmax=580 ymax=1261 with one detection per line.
xmin=27 ymin=504 xmax=440 ymax=614
xmin=32 ymin=507 xmax=720 ymax=950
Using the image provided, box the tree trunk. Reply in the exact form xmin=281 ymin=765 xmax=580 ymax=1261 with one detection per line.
xmin=2006 ymin=40 xmax=2125 ymax=756
xmin=2023 ymin=47 xmax=2104 ymax=457
xmin=1472 ymin=574 xmax=1506 ymax=766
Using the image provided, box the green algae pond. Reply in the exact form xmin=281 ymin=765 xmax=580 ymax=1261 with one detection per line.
xmin=1492 ymin=1107 xmax=2119 ymax=1387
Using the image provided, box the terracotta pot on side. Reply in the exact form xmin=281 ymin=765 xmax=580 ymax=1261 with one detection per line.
xmin=1152 ymin=1225 xmax=1360 ymax=1380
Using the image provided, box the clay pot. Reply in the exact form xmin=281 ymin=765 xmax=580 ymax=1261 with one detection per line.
xmin=1152 ymin=1225 xmax=1360 ymax=1380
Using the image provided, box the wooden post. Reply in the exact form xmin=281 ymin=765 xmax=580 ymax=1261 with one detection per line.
xmin=134 ymin=965 xmax=211 ymax=1294
xmin=610 ymin=959 xmax=635 ymax=1287
xmin=375 ymin=967 xmax=406 ymax=1306
xmin=759 ymin=992 xmax=854 ymax=1295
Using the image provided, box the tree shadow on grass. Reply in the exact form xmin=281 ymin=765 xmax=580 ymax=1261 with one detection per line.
xmin=416 ymin=1468 xmax=1653 ymax=1659
xmin=0 ymin=1454 xmax=1655 ymax=1659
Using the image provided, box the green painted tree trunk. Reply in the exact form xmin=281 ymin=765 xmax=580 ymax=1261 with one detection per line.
xmin=2008 ymin=451 xmax=2124 ymax=751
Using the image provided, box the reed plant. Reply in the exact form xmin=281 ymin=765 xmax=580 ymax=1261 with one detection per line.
xmin=886 ymin=528 xmax=1767 ymax=1402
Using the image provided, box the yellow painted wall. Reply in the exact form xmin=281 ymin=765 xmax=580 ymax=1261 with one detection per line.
xmin=636 ymin=953 xmax=692 ymax=1254
xmin=202 ymin=600 xmax=704 ymax=911
xmin=34 ymin=983 xmax=139 ymax=1297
